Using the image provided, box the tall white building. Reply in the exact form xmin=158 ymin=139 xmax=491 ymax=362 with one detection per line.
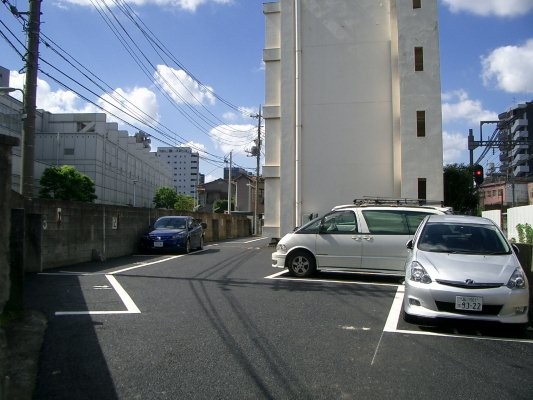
xmin=263 ymin=0 xmax=444 ymax=239
xmin=156 ymin=146 xmax=200 ymax=197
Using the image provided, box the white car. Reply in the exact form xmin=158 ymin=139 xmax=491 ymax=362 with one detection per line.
xmin=272 ymin=203 xmax=446 ymax=277
xmin=403 ymin=215 xmax=529 ymax=326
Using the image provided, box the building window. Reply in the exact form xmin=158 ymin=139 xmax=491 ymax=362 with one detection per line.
xmin=416 ymin=110 xmax=426 ymax=137
xmin=413 ymin=0 xmax=421 ymax=9
xmin=64 ymin=148 xmax=74 ymax=155
xmin=418 ymin=178 xmax=427 ymax=201
xmin=414 ymin=47 xmax=424 ymax=71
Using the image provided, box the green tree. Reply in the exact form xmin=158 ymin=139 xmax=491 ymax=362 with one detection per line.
xmin=443 ymin=163 xmax=479 ymax=215
xmin=174 ymin=194 xmax=195 ymax=211
xmin=153 ymin=187 xmax=178 ymax=209
xmin=39 ymin=165 xmax=97 ymax=202
xmin=213 ymin=199 xmax=233 ymax=213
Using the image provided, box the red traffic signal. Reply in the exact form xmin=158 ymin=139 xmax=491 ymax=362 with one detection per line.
xmin=473 ymin=164 xmax=484 ymax=185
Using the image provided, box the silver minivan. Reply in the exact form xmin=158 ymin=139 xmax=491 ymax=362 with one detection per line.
xmin=272 ymin=203 xmax=447 ymax=277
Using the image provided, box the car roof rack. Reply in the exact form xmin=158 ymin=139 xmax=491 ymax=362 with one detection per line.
xmin=352 ymin=197 xmax=444 ymax=207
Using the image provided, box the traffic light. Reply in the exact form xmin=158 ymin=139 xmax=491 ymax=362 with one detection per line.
xmin=473 ymin=164 xmax=484 ymax=185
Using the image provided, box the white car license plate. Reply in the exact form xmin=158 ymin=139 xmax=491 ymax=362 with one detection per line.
xmin=154 ymin=241 xmax=163 ymax=248
xmin=455 ymin=296 xmax=482 ymax=311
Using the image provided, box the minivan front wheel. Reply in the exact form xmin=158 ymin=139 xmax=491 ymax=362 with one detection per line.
xmin=287 ymin=251 xmax=316 ymax=278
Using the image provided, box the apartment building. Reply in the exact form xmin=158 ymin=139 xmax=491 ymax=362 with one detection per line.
xmin=156 ymin=146 xmax=200 ymax=197
xmin=497 ymin=102 xmax=533 ymax=178
xmin=262 ymin=0 xmax=444 ymax=239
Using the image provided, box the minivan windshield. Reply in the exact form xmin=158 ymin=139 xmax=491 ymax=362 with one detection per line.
xmin=418 ymin=222 xmax=511 ymax=255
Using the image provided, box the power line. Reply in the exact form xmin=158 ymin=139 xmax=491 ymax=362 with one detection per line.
xmin=1 ymin=1 xmax=259 ymax=176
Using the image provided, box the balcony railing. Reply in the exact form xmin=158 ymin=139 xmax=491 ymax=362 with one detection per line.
xmin=513 ymin=153 xmax=529 ymax=165
xmin=513 ymin=130 xmax=529 ymax=141
xmin=512 ymin=143 xmax=529 ymax=157
xmin=513 ymin=165 xmax=530 ymax=176
xmin=512 ymin=118 xmax=528 ymax=133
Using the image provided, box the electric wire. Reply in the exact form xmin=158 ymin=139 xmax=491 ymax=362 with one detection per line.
xmin=1 ymin=1 xmax=260 ymax=174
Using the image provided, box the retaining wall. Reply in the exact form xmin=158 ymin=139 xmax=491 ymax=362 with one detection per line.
xmin=11 ymin=196 xmax=252 ymax=271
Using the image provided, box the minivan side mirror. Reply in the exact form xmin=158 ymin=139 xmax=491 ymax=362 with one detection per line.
xmin=406 ymin=239 xmax=414 ymax=250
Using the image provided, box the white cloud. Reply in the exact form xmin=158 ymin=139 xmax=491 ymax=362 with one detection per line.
xmin=9 ymin=71 xmax=159 ymax=127
xmin=441 ymin=90 xmax=497 ymax=125
xmin=222 ymin=112 xmax=238 ymax=121
xmin=54 ymin=0 xmax=231 ymax=12
xmin=204 ymin=174 xmax=218 ymax=183
xmin=442 ymin=0 xmax=533 ymax=17
xmin=209 ymin=124 xmax=256 ymax=156
xmin=442 ymin=130 xmax=468 ymax=165
xmin=98 ymin=86 xmax=160 ymax=126
xmin=9 ymin=71 xmax=94 ymax=113
xmin=481 ymin=39 xmax=533 ymax=94
xmin=183 ymin=140 xmax=208 ymax=157
xmin=155 ymin=65 xmax=215 ymax=106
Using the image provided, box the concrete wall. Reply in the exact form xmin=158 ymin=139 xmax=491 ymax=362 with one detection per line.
xmin=10 ymin=196 xmax=252 ymax=272
xmin=0 ymin=134 xmax=20 ymax=399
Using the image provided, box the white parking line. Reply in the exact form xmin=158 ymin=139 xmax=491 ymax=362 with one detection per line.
xmin=109 ymin=255 xmax=184 ymax=275
xmin=45 ymin=252 xmax=212 ymax=316
xmin=55 ymin=274 xmax=140 ymax=316
xmin=266 ymin=271 xmax=533 ymax=344
xmin=385 ymin=286 xmax=533 ymax=344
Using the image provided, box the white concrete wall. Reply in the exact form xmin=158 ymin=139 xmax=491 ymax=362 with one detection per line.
xmin=507 ymin=205 xmax=533 ymax=242
xmin=263 ymin=0 xmax=443 ymax=239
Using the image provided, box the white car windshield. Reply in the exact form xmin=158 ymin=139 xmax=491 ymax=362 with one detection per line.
xmin=418 ymin=222 xmax=511 ymax=255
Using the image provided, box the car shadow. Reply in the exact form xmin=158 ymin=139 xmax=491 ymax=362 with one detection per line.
xmin=278 ymin=270 xmax=404 ymax=286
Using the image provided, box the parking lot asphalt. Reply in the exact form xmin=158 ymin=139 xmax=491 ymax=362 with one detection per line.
xmin=7 ymin=242 xmax=533 ymax=399
xmin=3 ymin=310 xmax=47 ymax=400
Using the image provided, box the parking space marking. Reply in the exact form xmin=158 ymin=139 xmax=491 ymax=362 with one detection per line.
xmin=267 ymin=270 xmax=533 ymax=344
xmin=43 ymin=253 xmax=202 ymax=316
xmin=109 ymin=255 xmax=184 ymax=275
xmin=385 ymin=286 xmax=533 ymax=344
xmin=55 ymin=274 xmax=141 ymax=316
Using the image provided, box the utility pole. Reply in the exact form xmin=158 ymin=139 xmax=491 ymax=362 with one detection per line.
xmin=254 ymin=107 xmax=262 ymax=236
xmin=227 ymin=151 xmax=232 ymax=215
xmin=246 ymin=108 xmax=262 ymax=234
xmin=21 ymin=0 xmax=42 ymax=198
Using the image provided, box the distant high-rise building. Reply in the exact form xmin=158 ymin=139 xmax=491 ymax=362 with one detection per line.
xmin=497 ymin=102 xmax=533 ymax=179
xmin=156 ymin=146 xmax=200 ymax=197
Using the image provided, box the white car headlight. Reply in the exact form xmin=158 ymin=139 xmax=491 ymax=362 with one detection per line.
xmin=506 ymin=267 xmax=527 ymax=289
xmin=172 ymin=232 xmax=187 ymax=239
xmin=409 ymin=261 xmax=432 ymax=284
xmin=276 ymin=243 xmax=288 ymax=252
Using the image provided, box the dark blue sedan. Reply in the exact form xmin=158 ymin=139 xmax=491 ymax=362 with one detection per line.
xmin=139 ymin=216 xmax=206 ymax=253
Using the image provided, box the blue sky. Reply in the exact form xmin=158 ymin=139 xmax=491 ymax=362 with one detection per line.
xmin=1 ymin=0 xmax=532 ymax=182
